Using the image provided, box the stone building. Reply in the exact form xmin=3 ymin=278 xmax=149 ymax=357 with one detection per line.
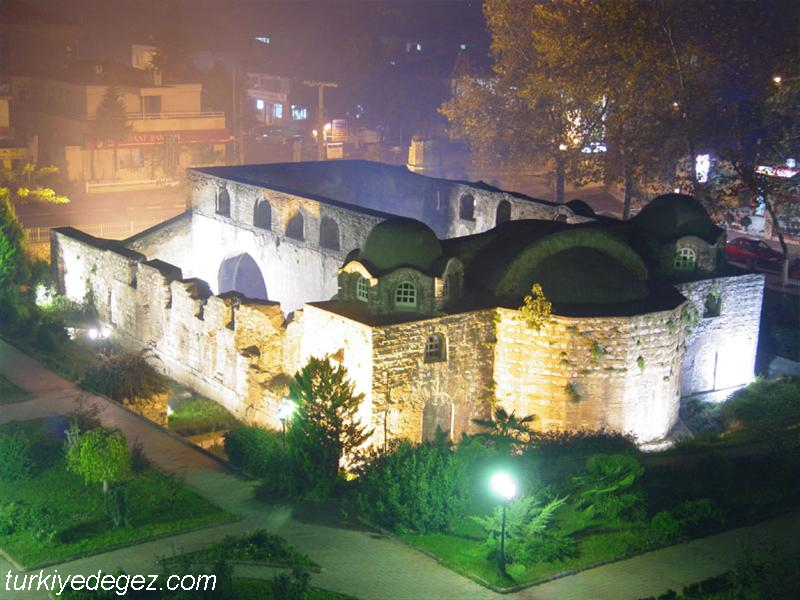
xmin=51 ymin=161 xmax=764 ymax=445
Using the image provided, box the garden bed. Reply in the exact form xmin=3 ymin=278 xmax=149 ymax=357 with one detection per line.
xmin=0 ymin=418 xmax=232 ymax=569
xmin=0 ymin=374 xmax=28 ymax=404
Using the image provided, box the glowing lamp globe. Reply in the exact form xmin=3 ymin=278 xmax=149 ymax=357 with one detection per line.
xmin=490 ymin=472 xmax=517 ymax=501
xmin=278 ymin=400 xmax=295 ymax=422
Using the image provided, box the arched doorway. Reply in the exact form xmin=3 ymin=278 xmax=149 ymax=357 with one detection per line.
xmin=422 ymin=397 xmax=453 ymax=442
xmin=496 ymin=200 xmax=511 ymax=225
xmin=217 ymin=253 xmax=268 ymax=300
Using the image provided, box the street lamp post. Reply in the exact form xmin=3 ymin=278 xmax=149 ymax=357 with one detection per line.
xmin=490 ymin=471 xmax=517 ymax=578
xmin=278 ymin=399 xmax=295 ymax=442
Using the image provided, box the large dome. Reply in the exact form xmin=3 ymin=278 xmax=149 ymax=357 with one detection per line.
xmin=633 ymin=193 xmax=722 ymax=243
xmin=359 ymin=217 xmax=443 ymax=273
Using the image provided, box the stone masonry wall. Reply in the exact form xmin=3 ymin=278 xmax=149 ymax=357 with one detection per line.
xmin=368 ymin=310 xmax=497 ymax=446
xmin=185 ymin=171 xmax=385 ymax=312
xmin=52 ymin=228 xmax=292 ymax=429
xmin=494 ymin=306 xmax=686 ymax=443
xmin=677 ymin=273 xmax=764 ymax=397
xmin=125 ymin=212 xmax=194 ymax=273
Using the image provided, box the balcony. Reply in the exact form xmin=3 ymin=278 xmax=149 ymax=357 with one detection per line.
xmin=127 ymin=111 xmax=226 ymax=133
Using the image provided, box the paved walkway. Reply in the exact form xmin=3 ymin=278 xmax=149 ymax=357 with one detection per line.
xmin=1 ymin=339 xmax=799 ymax=600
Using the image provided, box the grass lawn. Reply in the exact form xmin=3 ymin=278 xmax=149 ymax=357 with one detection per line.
xmin=400 ymin=505 xmax=641 ymax=588
xmin=0 ymin=374 xmax=29 ymax=404
xmin=0 ymin=419 xmax=232 ymax=569
xmin=167 ymin=384 xmax=240 ymax=437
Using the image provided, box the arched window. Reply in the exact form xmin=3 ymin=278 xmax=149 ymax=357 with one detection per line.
xmin=216 ymin=188 xmax=230 ymax=217
xmin=703 ymin=292 xmax=722 ymax=318
xmin=674 ymin=247 xmax=696 ymax=271
xmin=459 ymin=193 xmax=475 ymax=220
xmin=319 ymin=216 xmax=340 ymax=250
xmin=286 ymin=211 xmax=304 ymax=240
xmin=253 ymin=199 xmax=271 ymax=229
xmin=356 ymin=277 xmax=368 ymax=302
xmin=496 ymin=200 xmax=511 ymax=225
xmin=394 ymin=282 xmax=417 ymax=309
xmin=424 ymin=333 xmax=446 ymax=362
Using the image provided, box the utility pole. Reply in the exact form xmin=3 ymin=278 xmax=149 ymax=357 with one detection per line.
xmin=232 ymin=64 xmax=245 ymax=164
xmin=303 ymin=80 xmax=337 ymax=161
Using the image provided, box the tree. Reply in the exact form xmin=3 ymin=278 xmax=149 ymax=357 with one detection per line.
xmin=441 ymin=0 xmax=607 ymax=203
xmin=286 ymin=356 xmax=370 ymax=494
xmin=472 ymin=494 xmax=575 ymax=565
xmin=471 ymin=407 xmax=537 ymax=454
xmin=67 ymin=427 xmax=131 ymax=494
xmin=93 ymin=87 xmax=130 ymax=181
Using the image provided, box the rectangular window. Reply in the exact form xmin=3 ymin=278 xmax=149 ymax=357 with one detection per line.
xmin=291 ymin=105 xmax=308 ymax=120
xmin=274 ymin=103 xmax=283 ymax=119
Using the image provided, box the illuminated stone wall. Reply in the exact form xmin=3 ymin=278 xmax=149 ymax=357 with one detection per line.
xmin=51 ymin=227 xmax=293 ymax=428
xmin=494 ymin=307 xmax=686 ymax=443
xmin=366 ymin=310 xmax=497 ymax=447
xmin=51 ymin=225 xmax=763 ymax=447
xmin=676 ymin=273 xmax=764 ymax=397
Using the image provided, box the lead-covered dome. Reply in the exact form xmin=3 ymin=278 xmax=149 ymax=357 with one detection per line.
xmin=633 ymin=193 xmax=723 ymax=243
xmin=359 ymin=217 xmax=443 ymax=273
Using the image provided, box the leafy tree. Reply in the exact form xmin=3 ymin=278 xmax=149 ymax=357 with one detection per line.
xmin=286 ymin=356 xmax=370 ymax=495
xmin=67 ymin=427 xmax=131 ymax=494
xmin=472 ymin=494 xmax=575 ymax=565
xmin=93 ymin=87 xmax=130 ymax=181
xmin=571 ymin=453 xmax=644 ymax=520
xmin=441 ymin=0 xmax=604 ymax=202
xmin=471 ymin=406 xmax=537 ymax=454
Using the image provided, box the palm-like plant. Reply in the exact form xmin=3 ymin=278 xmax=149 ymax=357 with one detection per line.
xmin=472 ymin=407 xmax=537 ymax=452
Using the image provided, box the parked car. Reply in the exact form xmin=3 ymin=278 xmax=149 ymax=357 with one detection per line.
xmin=789 ymin=257 xmax=800 ymax=280
xmin=724 ymin=237 xmax=783 ymax=269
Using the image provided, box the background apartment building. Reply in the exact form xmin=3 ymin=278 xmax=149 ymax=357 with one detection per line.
xmin=10 ymin=60 xmax=229 ymax=191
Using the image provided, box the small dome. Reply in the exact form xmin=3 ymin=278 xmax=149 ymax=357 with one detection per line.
xmin=633 ymin=194 xmax=722 ymax=243
xmin=359 ymin=217 xmax=443 ymax=273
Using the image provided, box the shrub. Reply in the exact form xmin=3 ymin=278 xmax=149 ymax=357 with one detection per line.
xmin=572 ymin=453 xmax=644 ymax=520
xmin=472 ymin=493 xmax=576 ymax=565
xmin=81 ymin=350 xmax=168 ymax=403
xmin=355 ymin=438 xmax=470 ymax=533
xmin=0 ymin=501 xmax=58 ymax=542
xmin=223 ymin=426 xmax=294 ymax=491
xmin=34 ymin=316 xmax=67 ymax=352
xmin=721 ymin=376 xmax=800 ymax=434
xmin=0 ymin=430 xmax=33 ymax=481
xmin=647 ymin=510 xmax=683 ymax=546
xmin=271 ymin=568 xmax=310 ymax=600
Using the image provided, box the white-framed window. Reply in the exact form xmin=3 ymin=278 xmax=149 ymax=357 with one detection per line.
xmin=674 ymin=247 xmax=697 ymax=270
xmin=356 ymin=277 xmax=368 ymax=302
xmin=425 ymin=333 xmax=446 ymax=362
xmin=395 ymin=282 xmax=417 ymax=308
